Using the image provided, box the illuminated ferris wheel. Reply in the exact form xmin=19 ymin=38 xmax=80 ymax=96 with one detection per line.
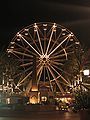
xmin=7 ymin=22 xmax=81 ymax=94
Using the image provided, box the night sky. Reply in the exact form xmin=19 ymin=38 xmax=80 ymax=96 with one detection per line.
xmin=0 ymin=0 xmax=90 ymax=50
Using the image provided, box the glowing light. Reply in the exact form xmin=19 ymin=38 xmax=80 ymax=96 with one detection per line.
xmin=75 ymin=41 xmax=80 ymax=45
xmin=44 ymin=28 xmax=47 ymax=31
xmin=53 ymin=29 xmax=56 ymax=32
xmin=69 ymin=32 xmax=74 ymax=37
xmin=25 ymin=32 xmax=28 ymax=35
xmin=11 ymin=46 xmax=14 ymax=49
xmin=62 ymin=28 xmax=66 ymax=31
xmin=53 ymin=23 xmax=57 ymax=28
xmin=34 ymin=23 xmax=38 ymax=28
xmin=10 ymin=42 xmax=15 ymax=44
xmin=24 ymin=29 xmax=28 ymax=31
xmin=16 ymin=32 xmax=21 ymax=37
xmin=41 ymin=96 xmax=47 ymax=101
xmin=17 ymin=38 xmax=20 ymax=41
xmin=43 ymin=24 xmax=47 ymax=26
xmin=83 ymin=69 xmax=89 ymax=76
xmin=67 ymin=91 xmax=70 ymax=94
xmin=70 ymin=39 xmax=73 ymax=41
xmin=30 ymin=96 xmax=38 ymax=104
xmin=6 ymin=98 xmax=10 ymax=104
xmin=77 ymin=80 xmax=79 ymax=84
xmin=34 ymin=29 xmax=37 ymax=32
xmin=15 ymin=86 xmax=18 ymax=89
xmin=7 ymin=49 xmax=13 ymax=53
xmin=32 ymin=86 xmax=38 ymax=91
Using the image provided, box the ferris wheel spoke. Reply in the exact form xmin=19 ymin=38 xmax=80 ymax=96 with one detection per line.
xmin=50 ymin=52 xmax=67 ymax=59
xmin=50 ymin=51 xmax=74 ymax=60
xmin=53 ymin=59 xmax=66 ymax=62
xmin=19 ymin=81 xmax=29 ymax=87
xmin=36 ymin=25 xmax=44 ymax=38
xmin=36 ymin=61 xmax=43 ymax=74
xmin=51 ymin=77 xmax=68 ymax=87
xmin=12 ymin=50 xmax=32 ymax=58
xmin=50 ymin=48 xmax=65 ymax=57
xmin=11 ymin=52 xmax=22 ymax=60
xmin=48 ymin=34 xmax=71 ymax=57
xmin=46 ymin=67 xmax=53 ymax=92
xmin=28 ymin=32 xmax=42 ymax=54
xmin=52 ymin=75 xmax=70 ymax=89
xmin=44 ymin=29 xmax=46 ymax=54
xmin=33 ymin=39 xmax=42 ymax=54
xmin=14 ymin=72 xmax=22 ymax=79
xmin=51 ymin=43 xmax=75 ymax=57
xmin=18 ymin=66 xmax=32 ymax=79
xmin=48 ymin=31 xmax=64 ymax=54
xmin=51 ymin=63 xmax=69 ymax=75
xmin=47 ymin=66 xmax=64 ymax=94
xmin=20 ymin=34 xmax=41 ymax=56
xmin=37 ymin=64 xmax=44 ymax=76
xmin=36 ymin=30 xmax=44 ymax=55
xmin=15 ymin=85 xmax=23 ymax=92
xmin=15 ymin=42 xmax=34 ymax=55
xmin=25 ymin=80 xmax=32 ymax=95
xmin=50 ymin=60 xmax=64 ymax=66
xmin=64 ymin=39 xmax=70 ymax=48
xmin=34 ymin=23 xmax=44 ymax=55
xmin=63 ymin=48 xmax=67 ymax=60
xmin=48 ymin=35 xmax=69 ymax=57
xmin=50 ymin=74 xmax=62 ymax=82
xmin=46 ymin=24 xmax=54 ymax=37
xmin=57 ymin=80 xmax=69 ymax=86
xmin=20 ymin=62 xmax=32 ymax=67
xmin=36 ymin=61 xmax=42 ymax=69
xmin=49 ymin=63 xmax=69 ymax=84
xmin=14 ymin=66 xmax=32 ymax=80
xmin=17 ymin=71 xmax=32 ymax=86
xmin=51 ymin=63 xmax=71 ymax=84
xmin=45 ymin=28 xmax=54 ymax=55
xmin=43 ymin=66 xmax=45 ymax=83
xmin=23 ymin=32 xmax=40 ymax=52
xmin=17 ymin=58 xmax=32 ymax=62
xmin=37 ymin=66 xmax=43 ymax=85
xmin=17 ymin=74 xmax=25 ymax=85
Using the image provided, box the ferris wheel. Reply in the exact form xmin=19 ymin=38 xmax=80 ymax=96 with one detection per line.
xmin=7 ymin=22 xmax=81 ymax=94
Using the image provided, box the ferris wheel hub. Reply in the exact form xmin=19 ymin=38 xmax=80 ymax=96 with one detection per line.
xmin=40 ymin=55 xmax=49 ymax=65
xmin=40 ymin=55 xmax=49 ymax=59
xmin=43 ymin=57 xmax=46 ymax=61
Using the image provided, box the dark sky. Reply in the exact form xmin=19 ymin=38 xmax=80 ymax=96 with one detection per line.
xmin=0 ymin=0 xmax=90 ymax=50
